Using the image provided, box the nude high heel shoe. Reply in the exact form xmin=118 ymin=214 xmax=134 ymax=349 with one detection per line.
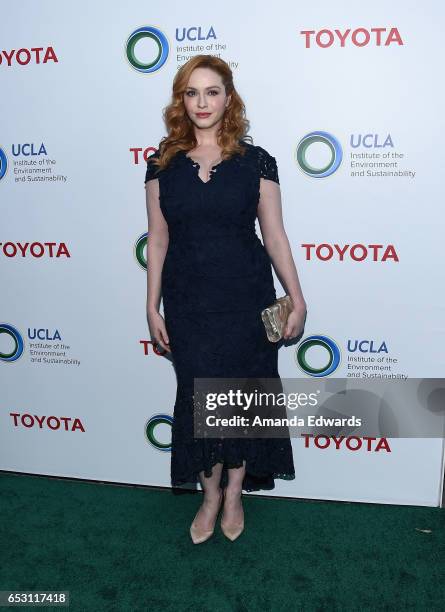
xmin=220 ymin=488 xmax=244 ymax=541
xmin=190 ymin=489 xmax=223 ymax=544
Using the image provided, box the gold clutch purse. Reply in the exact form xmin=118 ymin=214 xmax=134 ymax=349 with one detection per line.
xmin=261 ymin=295 xmax=294 ymax=342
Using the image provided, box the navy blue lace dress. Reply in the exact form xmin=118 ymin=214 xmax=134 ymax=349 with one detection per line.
xmin=144 ymin=140 xmax=295 ymax=492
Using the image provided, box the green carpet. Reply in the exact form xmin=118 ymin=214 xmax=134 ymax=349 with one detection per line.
xmin=0 ymin=473 xmax=444 ymax=611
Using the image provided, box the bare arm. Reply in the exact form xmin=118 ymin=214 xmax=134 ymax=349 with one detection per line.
xmin=145 ymin=178 xmax=169 ymax=314
xmin=257 ymin=178 xmax=307 ymax=338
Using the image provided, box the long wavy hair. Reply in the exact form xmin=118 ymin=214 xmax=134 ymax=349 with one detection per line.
xmin=148 ymin=55 xmax=252 ymax=173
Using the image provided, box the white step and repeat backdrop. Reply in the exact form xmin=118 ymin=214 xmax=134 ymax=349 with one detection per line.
xmin=2 ymin=1 xmax=444 ymax=507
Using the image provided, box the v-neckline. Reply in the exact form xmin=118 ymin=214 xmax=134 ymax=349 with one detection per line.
xmin=183 ymin=151 xmax=225 ymax=185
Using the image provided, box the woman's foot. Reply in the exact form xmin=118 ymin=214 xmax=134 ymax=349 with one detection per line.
xmin=221 ymin=487 xmax=244 ymax=541
xmin=190 ymin=488 xmax=223 ymax=544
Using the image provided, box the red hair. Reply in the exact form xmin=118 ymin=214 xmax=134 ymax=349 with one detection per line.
xmin=148 ymin=54 xmax=252 ymax=171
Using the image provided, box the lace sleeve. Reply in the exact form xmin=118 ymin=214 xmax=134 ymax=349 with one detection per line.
xmin=144 ymin=150 xmax=161 ymax=184
xmin=257 ymin=146 xmax=280 ymax=185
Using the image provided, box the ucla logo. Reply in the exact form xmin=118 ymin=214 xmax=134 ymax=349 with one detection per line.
xmin=295 ymin=334 xmax=341 ymax=377
xmin=126 ymin=26 xmax=169 ymax=73
xmin=176 ymin=26 xmax=217 ymax=42
xmin=0 ymin=323 xmax=24 ymax=362
xmin=28 ymin=328 xmax=62 ymax=341
xmin=350 ymin=134 xmax=394 ymax=148
xmin=296 ymin=131 xmax=343 ymax=178
xmin=146 ymin=413 xmax=173 ymax=451
xmin=347 ymin=340 xmax=388 ymax=353
xmin=0 ymin=147 xmax=7 ymax=180
xmin=12 ymin=142 xmax=47 ymax=156
xmin=135 ymin=232 xmax=148 ymax=270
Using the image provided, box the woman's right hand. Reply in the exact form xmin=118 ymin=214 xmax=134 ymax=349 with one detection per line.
xmin=147 ymin=309 xmax=171 ymax=353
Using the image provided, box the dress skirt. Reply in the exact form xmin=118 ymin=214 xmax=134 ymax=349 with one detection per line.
xmin=164 ymin=306 xmax=296 ymax=492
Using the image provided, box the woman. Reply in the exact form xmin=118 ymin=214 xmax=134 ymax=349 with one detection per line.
xmin=144 ymin=55 xmax=307 ymax=544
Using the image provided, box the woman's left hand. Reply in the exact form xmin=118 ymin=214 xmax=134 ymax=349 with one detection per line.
xmin=283 ymin=305 xmax=307 ymax=341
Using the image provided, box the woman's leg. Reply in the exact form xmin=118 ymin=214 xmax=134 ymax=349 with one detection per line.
xmin=192 ymin=462 xmax=224 ymax=530
xmin=222 ymin=460 xmax=245 ymax=525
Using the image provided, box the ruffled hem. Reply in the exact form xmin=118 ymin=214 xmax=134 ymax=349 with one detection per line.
xmin=171 ymin=457 xmax=296 ymax=493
